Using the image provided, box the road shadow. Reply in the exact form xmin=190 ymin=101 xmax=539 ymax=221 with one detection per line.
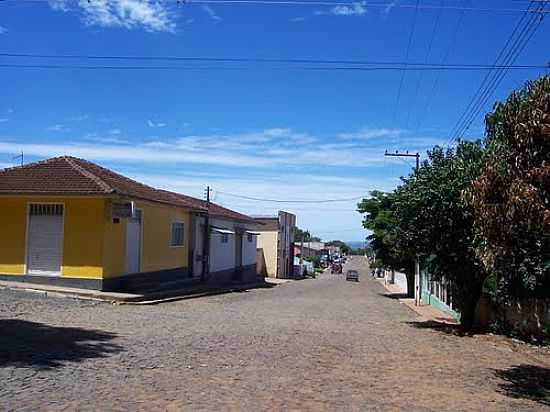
xmin=495 ymin=364 xmax=550 ymax=406
xmin=378 ymin=292 xmax=409 ymax=300
xmin=406 ymin=319 xmax=465 ymax=336
xmin=0 ymin=319 xmax=123 ymax=370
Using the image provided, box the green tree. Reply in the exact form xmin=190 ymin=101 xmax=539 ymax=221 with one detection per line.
xmin=294 ymin=228 xmax=321 ymax=243
xmin=465 ymin=76 xmax=550 ymax=299
xmin=325 ymin=240 xmax=351 ymax=255
xmin=393 ymin=142 xmax=486 ymax=330
xmin=357 ymin=191 xmax=415 ymax=297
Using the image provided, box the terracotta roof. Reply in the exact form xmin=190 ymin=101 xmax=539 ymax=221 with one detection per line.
xmin=0 ymin=156 xmax=257 ymax=223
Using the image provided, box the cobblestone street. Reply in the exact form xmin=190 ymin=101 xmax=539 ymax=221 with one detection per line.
xmin=1 ymin=257 xmax=550 ymax=411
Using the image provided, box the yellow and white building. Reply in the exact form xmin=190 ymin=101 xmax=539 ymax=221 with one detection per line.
xmin=0 ymin=156 xmax=258 ymax=291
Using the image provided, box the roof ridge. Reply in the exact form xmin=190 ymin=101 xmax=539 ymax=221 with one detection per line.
xmin=0 ymin=155 xmax=66 ymax=172
xmin=64 ymin=157 xmax=114 ymax=193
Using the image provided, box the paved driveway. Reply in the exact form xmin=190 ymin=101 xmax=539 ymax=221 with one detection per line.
xmin=1 ymin=257 xmax=549 ymax=411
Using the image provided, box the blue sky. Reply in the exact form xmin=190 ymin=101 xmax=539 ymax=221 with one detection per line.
xmin=1 ymin=0 xmax=548 ymax=241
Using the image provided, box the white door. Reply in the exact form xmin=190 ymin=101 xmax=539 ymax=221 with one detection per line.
xmin=126 ymin=210 xmax=142 ymax=274
xmin=26 ymin=204 xmax=64 ymax=276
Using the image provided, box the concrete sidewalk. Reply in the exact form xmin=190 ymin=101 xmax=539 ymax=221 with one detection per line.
xmin=374 ymin=276 xmax=458 ymax=325
xmin=0 ymin=278 xmax=274 ymax=305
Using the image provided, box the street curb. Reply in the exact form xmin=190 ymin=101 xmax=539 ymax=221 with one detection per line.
xmin=0 ymin=280 xmax=275 ymax=305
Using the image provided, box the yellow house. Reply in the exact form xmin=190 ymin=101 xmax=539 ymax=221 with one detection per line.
xmin=0 ymin=156 xmax=257 ymax=291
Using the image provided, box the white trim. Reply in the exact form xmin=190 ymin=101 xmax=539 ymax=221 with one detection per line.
xmin=169 ymin=220 xmax=185 ymax=248
xmin=24 ymin=201 xmax=65 ymax=277
xmin=212 ymin=227 xmax=235 ymax=235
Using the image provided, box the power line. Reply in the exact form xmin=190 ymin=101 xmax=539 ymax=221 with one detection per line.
xmin=405 ymin=0 xmax=444 ymax=128
xmin=393 ymin=0 xmax=420 ymax=127
xmin=1 ymin=63 xmax=547 ymax=72
xmin=448 ymin=1 xmax=538 ymax=141
xmin=1 ymin=0 xmax=548 ymax=14
xmin=415 ymin=0 xmax=468 ymax=134
xmin=215 ymin=190 xmax=365 ymax=203
xmin=1 ymin=52 xmax=547 ymax=70
xmin=455 ymin=1 xmax=549 ymax=140
xmin=448 ymin=0 xmax=549 ymax=143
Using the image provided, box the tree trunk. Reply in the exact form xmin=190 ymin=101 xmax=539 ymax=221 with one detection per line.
xmin=406 ymin=272 xmax=415 ymax=298
xmin=460 ymin=288 xmax=482 ymax=332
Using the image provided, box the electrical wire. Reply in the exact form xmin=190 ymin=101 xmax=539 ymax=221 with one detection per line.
xmin=415 ymin=1 xmax=468 ymax=135
xmin=405 ymin=0 xmax=444 ymax=128
xmin=214 ymin=190 xmax=366 ymax=203
xmin=1 ymin=53 xmax=547 ymax=69
xmin=393 ymin=0 xmax=420 ymax=127
xmin=449 ymin=0 xmax=549 ymax=143
xmin=455 ymin=1 xmax=549 ymax=140
xmin=1 ymin=63 xmax=546 ymax=71
xmin=1 ymin=0 xmax=548 ymax=14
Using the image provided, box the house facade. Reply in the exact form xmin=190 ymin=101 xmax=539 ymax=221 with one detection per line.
xmin=192 ymin=215 xmax=259 ymax=285
xmin=255 ymin=211 xmax=296 ymax=279
xmin=0 ymin=156 xmax=258 ymax=292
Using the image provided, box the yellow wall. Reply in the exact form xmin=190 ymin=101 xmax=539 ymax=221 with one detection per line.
xmin=256 ymin=231 xmax=278 ymax=277
xmin=62 ymin=198 xmax=105 ymax=278
xmin=0 ymin=196 xmax=191 ymax=280
xmin=0 ymin=198 xmax=27 ymax=275
xmin=102 ymin=199 xmax=191 ymax=278
xmin=0 ymin=197 xmax=105 ymax=278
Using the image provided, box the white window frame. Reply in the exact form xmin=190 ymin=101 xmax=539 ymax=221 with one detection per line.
xmin=170 ymin=221 xmax=185 ymax=248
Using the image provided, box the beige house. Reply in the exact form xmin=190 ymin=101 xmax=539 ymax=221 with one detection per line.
xmin=255 ymin=211 xmax=296 ymax=279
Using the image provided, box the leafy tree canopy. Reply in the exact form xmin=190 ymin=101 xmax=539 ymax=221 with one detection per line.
xmin=466 ymin=75 xmax=550 ymax=298
xmin=393 ymin=141 xmax=487 ymax=329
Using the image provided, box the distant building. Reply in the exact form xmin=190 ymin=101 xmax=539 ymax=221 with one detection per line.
xmin=294 ymin=242 xmax=325 ymax=259
xmin=255 ymin=212 xmax=296 ymax=279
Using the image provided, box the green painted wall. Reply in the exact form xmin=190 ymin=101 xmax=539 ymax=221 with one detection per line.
xmin=420 ymin=271 xmax=460 ymax=320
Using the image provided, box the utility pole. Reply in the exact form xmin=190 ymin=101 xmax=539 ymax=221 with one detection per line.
xmin=201 ymin=186 xmax=211 ymax=283
xmin=384 ymin=150 xmax=421 ymax=305
xmin=12 ymin=151 xmax=23 ymax=167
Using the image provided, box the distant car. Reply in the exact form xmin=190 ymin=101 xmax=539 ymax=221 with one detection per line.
xmin=346 ymin=270 xmax=359 ymax=282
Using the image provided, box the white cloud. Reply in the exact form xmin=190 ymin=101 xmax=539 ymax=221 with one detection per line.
xmin=147 ymin=120 xmax=167 ymax=128
xmin=118 ymin=170 xmax=383 ymax=241
xmin=316 ymin=1 xmax=367 ymax=16
xmin=339 ymin=128 xmax=404 ymax=140
xmin=289 ymin=17 xmax=306 ymax=23
xmin=48 ymin=0 xmax=70 ymax=11
xmin=49 ymin=0 xmax=176 ymax=33
xmin=109 ymin=128 xmax=122 ymax=135
xmin=202 ymin=5 xmax=221 ymax=21
xmin=0 ymin=26 xmax=8 ymax=35
xmin=0 ymin=118 xmax=8 ymax=123
xmin=47 ymin=124 xmax=70 ymax=132
xmin=381 ymin=1 xmax=398 ymax=15
xmin=71 ymin=114 xmax=89 ymax=121
xmin=331 ymin=2 xmax=367 ymax=16
xmin=0 ymin=126 xmax=443 ymax=172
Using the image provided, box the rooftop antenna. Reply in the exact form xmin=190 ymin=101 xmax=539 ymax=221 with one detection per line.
xmin=12 ymin=151 xmax=23 ymax=167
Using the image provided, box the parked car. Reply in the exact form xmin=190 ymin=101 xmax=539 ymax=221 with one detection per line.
xmin=346 ymin=270 xmax=359 ymax=282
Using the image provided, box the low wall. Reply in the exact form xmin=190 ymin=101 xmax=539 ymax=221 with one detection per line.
xmin=474 ymin=295 xmax=550 ymax=337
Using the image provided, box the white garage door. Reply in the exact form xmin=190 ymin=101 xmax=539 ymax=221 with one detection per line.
xmin=26 ymin=204 xmax=64 ymax=276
